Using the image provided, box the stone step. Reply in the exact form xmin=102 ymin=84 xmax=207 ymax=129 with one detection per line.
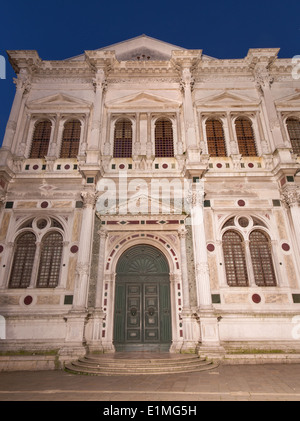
xmin=65 ymin=354 xmax=219 ymax=376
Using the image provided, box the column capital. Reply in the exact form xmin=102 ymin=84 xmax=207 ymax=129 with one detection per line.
xmin=281 ymin=186 xmax=300 ymax=207
xmin=186 ymin=183 xmax=205 ymax=208
xmin=178 ymin=227 xmax=188 ymax=239
xmin=81 ymin=190 xmax=97 ymax=208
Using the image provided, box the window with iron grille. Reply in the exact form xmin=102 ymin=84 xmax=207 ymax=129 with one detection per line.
xmin=286 ymin=117 xmax=300 ymax=155
xmin=249 ymin=230 xmax=276 ymax=286
xmin=113 ymin=118 xmax=132 ymax=158
xmin=60 ymin=120 xmax=81 ymax=158
xmin=155 ymin=118 xmax=174 ymax=157
xmin=29 ymin=120 xmax=51 ymax=158
xmin=235 ymin=117 xmax=257 ymax=156
xmin=37 ymin=232 xmax=63 ymax=288
xmin=205 ymin=118 xmax=227 ymax=157
xmin=9 ymin=232 xmax=36 ymax=288
xmin=222 ymin=230 xmax=248 ymax=286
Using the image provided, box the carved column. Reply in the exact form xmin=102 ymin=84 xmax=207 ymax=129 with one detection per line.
xmin=86 ymin=69 xmax=106 ymax=163
xmin=95 ymin=228 xmax=108 ymax=309
xmin=188 ymin=183 xmax=223 ymax=353
xmin=188 ymin=184 xmax=212 ymax=309
xmin=181 ymin=66 xmax=199 ymax=159
xmin=178 ymin=227 xmax=200 ymax=350
xmin=72 ymin=190 xmax=96 ymax=310
xmin=1 ymin=70 xmax=31 ymax=159
xmin=281 ymin=186 xmax=300 ymax=258
xmin=85 ymin=228 xmax=107 ymax=352
xmin=253 ymin=61 xmax=286 ymax=153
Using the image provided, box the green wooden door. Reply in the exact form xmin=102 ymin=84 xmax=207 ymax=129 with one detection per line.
xmin=113 ymin=245 xmax=172 ymax=351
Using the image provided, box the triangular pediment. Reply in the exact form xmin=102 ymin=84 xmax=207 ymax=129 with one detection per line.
xmin=96 ymin=192 xmax=184 ymax=216
xmin=106 ymin=91 xmax=181 ymax=110
xmin=26 ymin=93 xmax=92 ymax=110
xmin=195 ymin=91 xmax=260 ymax=108
xmin=275 ymin=93 xmax=300 ymax=108
xmin=68 ymin=35 xmax=187 ymax=62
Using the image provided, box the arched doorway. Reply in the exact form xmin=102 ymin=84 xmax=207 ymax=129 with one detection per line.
xmin=113 ymin=244 xmax=172 ymax=351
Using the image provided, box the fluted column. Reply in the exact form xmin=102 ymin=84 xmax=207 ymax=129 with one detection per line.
xmin=72 ymin=190 xmax=96 ymax=310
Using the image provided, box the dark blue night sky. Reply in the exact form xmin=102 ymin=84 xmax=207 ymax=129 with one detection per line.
xmin=0 ymin=0 xmax=299 ymax=146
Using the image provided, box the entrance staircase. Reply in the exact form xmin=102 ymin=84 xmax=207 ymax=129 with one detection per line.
xmin=64 ymin=352 xmax=218 ymax=376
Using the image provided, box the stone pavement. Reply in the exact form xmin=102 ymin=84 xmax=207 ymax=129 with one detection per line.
xmin=1 ymin=363 xmax=300 ymax=402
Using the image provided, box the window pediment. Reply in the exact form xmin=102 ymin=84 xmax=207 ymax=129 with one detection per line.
xmin=195 ymin=91 xmax=260 ymax=108
xmin=106 ymin=92 xmax=181 ymax=110
xmin=27 ymin=93 xmax=92 ymax=111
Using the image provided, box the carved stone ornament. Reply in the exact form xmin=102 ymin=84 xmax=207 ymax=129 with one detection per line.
xmin=180 ymin=67 xmax=195 ymax=91
xmin=186 ymin=184 xmax=205 ymax=207
xmin=81 ymin=190 xmax=97 ymax=208
xmin=254 ymin=64 xmax=274 ymax=94
xmin=76 ymin=262 xmax=90 ymax=276
xmin=178 ymin=227 xmax=187 ymax=239
xmin=13 ymin=70 xmax=31 ymax=95
xmin=281 ymin=186 xmax=300 ymax=207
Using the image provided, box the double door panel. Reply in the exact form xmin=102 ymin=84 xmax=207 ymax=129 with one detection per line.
xmin=114 ymin=280 xmax=171 ymax=347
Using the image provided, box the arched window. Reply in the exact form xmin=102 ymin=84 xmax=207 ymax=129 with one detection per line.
xmin=205 ymin=118 xmax=227 ymax=157
xmin=30 ymin=120 xmax=51 ymax=158
xmin=249 ymin=230 xmax=276 ymax=286
xmin=37 ymin=232 xmax=63 ymax=288
xmin=222 ymin=230 xmax=248 ymax=286
xmin=155 ymin=118 xmax=174 ymax=157
xmin=286 ymin=117 xmax=300 ymax=155
xmin=60 ymin=119 xmax=81 ymax=158
xmin=9 ymin=232 xmax=36 ymax=288
xmin=113 ymin=118 xmax=132 ymax=158
xmin=235 ymin=117 xmax=257 ymax=156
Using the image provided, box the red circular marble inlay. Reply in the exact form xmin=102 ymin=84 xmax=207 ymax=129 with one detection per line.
xmin=248 ymin=163 xmax=254 ymax=168
xmin=252 ymin=294 xmax=261 ymax=304
xmin=119 ymin=164 xmax=125 ymax=169
xmin=282 ymin=243 xmax=290 ymax=252
xmin=41 ymin=201 xmax=49 ymax=208
xmin=237 ymin=200 xmax=245 ymax=207
xmin=162 ymin=163 xmax=168 ymax=169
xmin=207 ymin=244 xmax=215 ymax=252
xmin=64 ymin=164 xmax=70 ymax=170
xmin=33 ymin=165 xmax=39 ymax=170
xmin=216 ymin=163 xmax=222 ymax=168
xmin=24 ymin=296 xmax=33 ymax=306
xmin=70 ymin=245 xmax=79 ymax=253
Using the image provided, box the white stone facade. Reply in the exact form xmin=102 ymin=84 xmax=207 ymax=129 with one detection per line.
xmin=0 ymin=35 xmax=300 ymax=361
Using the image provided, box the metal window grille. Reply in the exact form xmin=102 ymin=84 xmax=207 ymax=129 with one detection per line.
xmin=29 ymin=120 xmax=51 ymax=158
xmin=155 ymin=118 xmax=174 ymax=157
xmin=9 ymin=232 xmax=36 ymax=288
xmin=286 ymin=118 xmax=300 ymax=155
xmin=113 ymin=119 xmax=132 ymax=158
xmin=37 ymin=232 xmax=63 ymax=288
xmin=249 ymin=230 xmax=276 ymax=286
xmin=222 ymin=230 xmax=248 ymax=286
xmin=235 ymin=117 xmax=257 ymax=156
xmin=60 ymin=120 xmax=81 ymax=158
xmin=206 ymin=119 xmax=227 ymax=157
